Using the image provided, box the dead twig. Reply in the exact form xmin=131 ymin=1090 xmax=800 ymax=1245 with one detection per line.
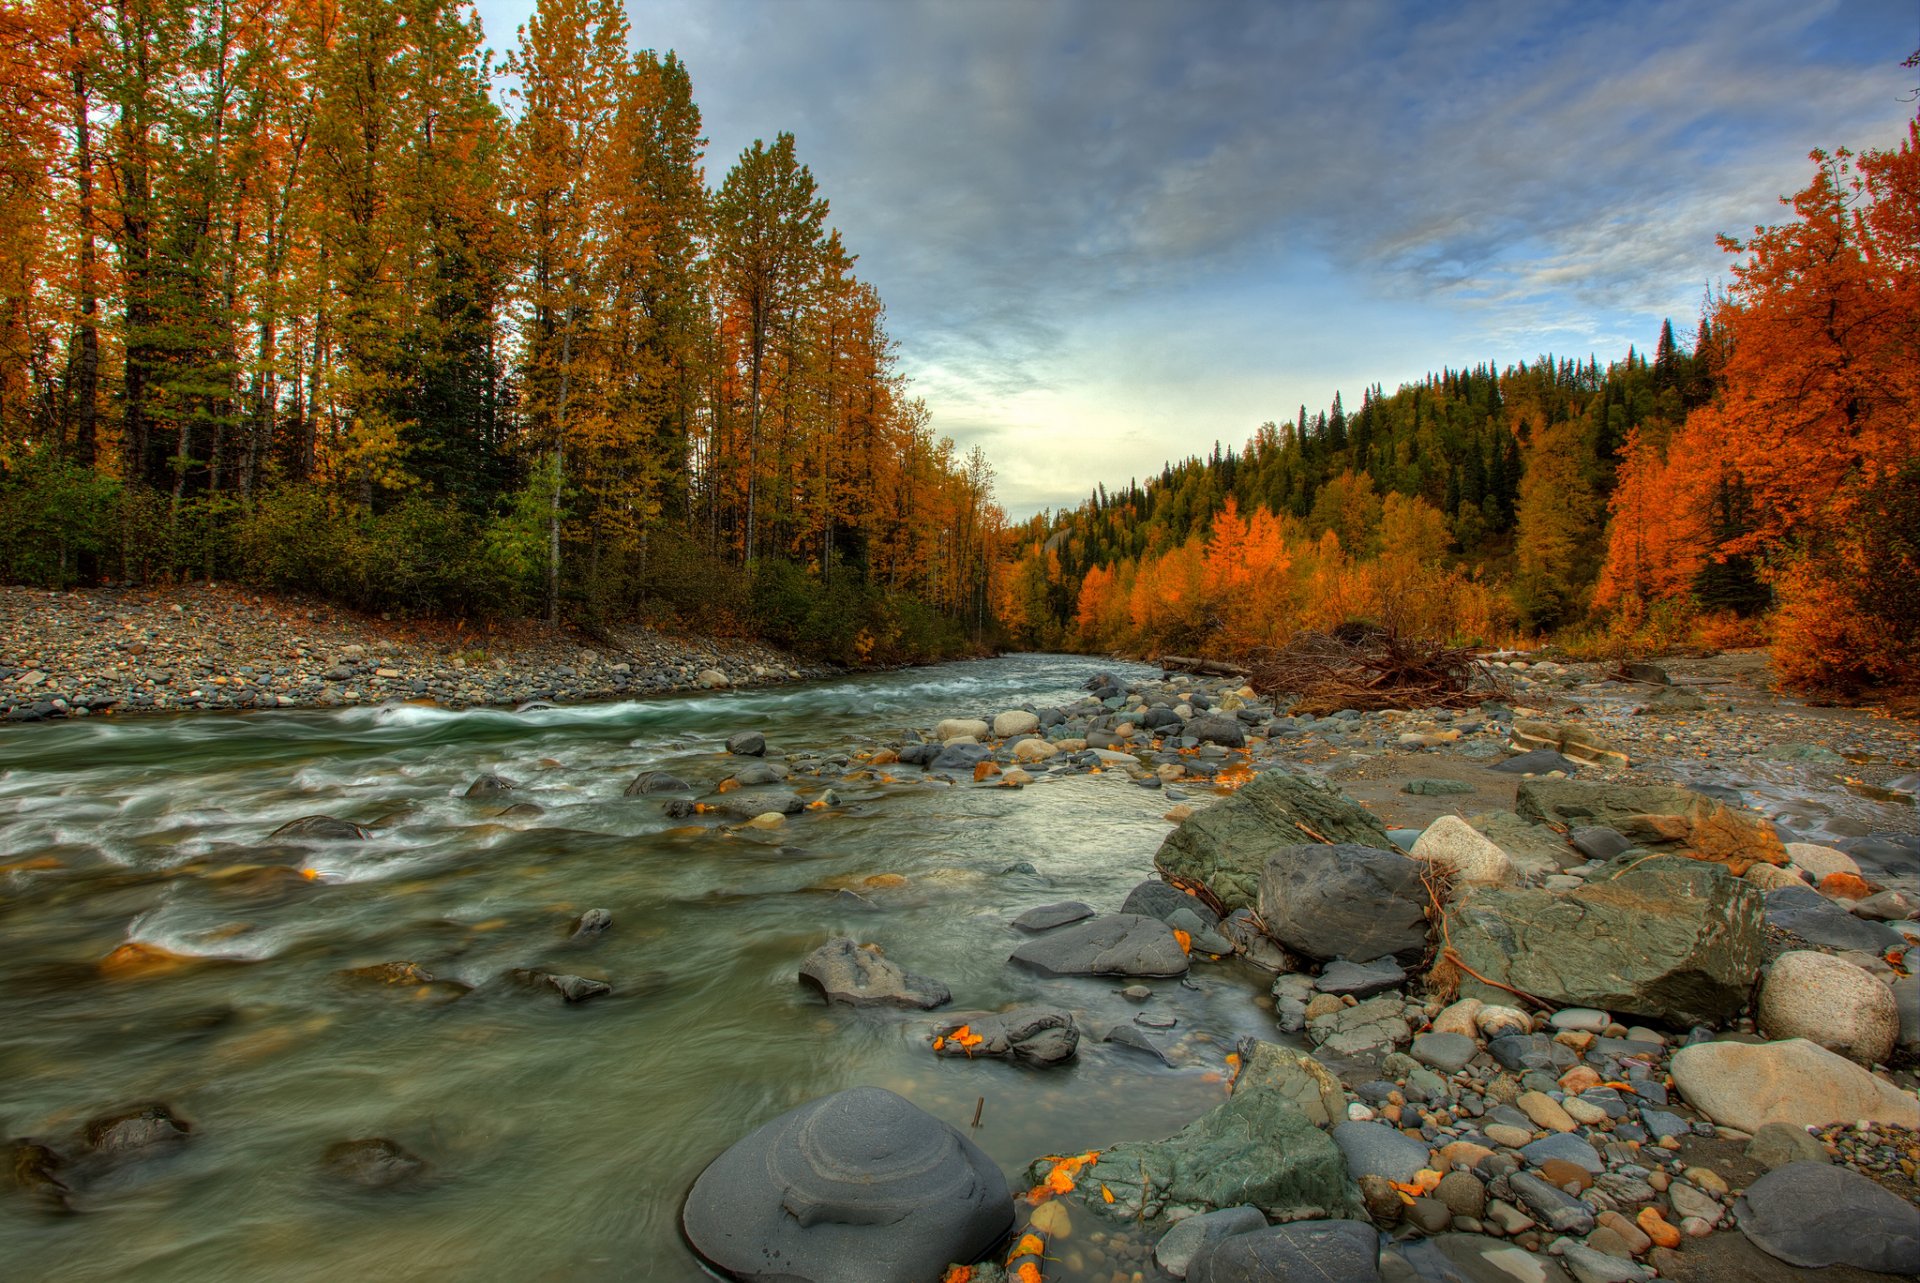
xmin=1247 ymin=625 xmax=1508 ymax=716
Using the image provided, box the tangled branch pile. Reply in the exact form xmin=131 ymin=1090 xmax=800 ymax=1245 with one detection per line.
xmin=1247 ymin=627 xmax=1506 ymax=717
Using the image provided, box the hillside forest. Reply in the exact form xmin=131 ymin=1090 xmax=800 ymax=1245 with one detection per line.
xmin=1 ymin=0 xmax=1915 ymax=697
xmin=0 ymin=0 xmax=1005 ymax=661
xmin=997 ymin=122 xmax=1920 ymax=698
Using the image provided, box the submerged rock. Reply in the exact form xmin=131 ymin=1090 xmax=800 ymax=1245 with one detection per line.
xmin=1030 ymin=1086 xmax=1361 ymax=1223
xmin=1008 ymin=913 xmax=1189 ymax=978
xmin=84 ymin=1103 xmax=191 ymax=1156
xmin=1155 ymin=770 xmax=1394 ymax=909
xmin=799 ymin=938 xmax=951 ymax=1009
xmin=570 ymin=908 xmax=613 ymax=939
xmin=321 ymin=1137 xmax=428 ymax=1189
xmin=511 ymin=969 xmax=611 ymax=1003
xmin=682 ymin=1086 xmax=1012 ymax=1283
xmin=1442 ymin=855 xmax=1763 ymax=1025
xmin=8 ymin=1140 xmax=73 ymax=1213
xmin=1258 ymin=843 xmax=1432 ymax=964
xmin=463 ymin=772 xmax=516 ymax=798
xmin=268 ymin=815 xmax=369 ymax=840
xmin=624 ymin=770 xmax=692 ymax=796
xmin=726 ymin=731 xmax=767 ymax=757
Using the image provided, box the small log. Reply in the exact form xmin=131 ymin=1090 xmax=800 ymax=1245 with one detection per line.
xmin=1158 ymin=655 xmax=1246 ymax=679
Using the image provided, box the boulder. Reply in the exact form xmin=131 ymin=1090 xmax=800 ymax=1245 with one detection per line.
xmin=799 ymin=938 xmax=950 ymax=1009
xmin=624 ymin=769 xmax=692 ymax=796
xmin=1641 ymin=687 xmax=1704 ymax=714
xmin=1010 ymin=901 xmax=1095 ymax=931
xmin=1121 ymin=878 xmax=1222 ymax=926
xmin=726 ymin=731 xmax=767 ymax=756
xmin=682 ymin=1086 xmax=1013 ymax=1283
xmin=1764 ymin=884 xmax=1904 ymax=952
xmin=1758 ymin=950 xmax=1899 ymax=1065
xmin=932 ymin=1007 xmax=1078 ymax=1066
xmin=1155 ymin=1206 xmax=1267 ymax=1280
xmin=321 ymin=1137 xmax=428 ymax=1188
xmin=1668 ymin=1038 xmax=1920 ymax=1132
xmin=1009 ymin=914 xmax=1189 ymax=977
xmin=929 ymin=743 xmax=991 ymax=773
xmin=1155 ymin=771 xmax=1395 ymax=910
xmin=1441 ymin=856 xmax=1763 ymax=1026
xmin=1185 ymin=714 xmax=1246 ymax=748
xmin=991 ymin=710 xmax=1039 ymax=738
xmin=1028 ymin=1086 xmax=1362 ymax=1223
xmin=1189 ymin=1219 xmax=1380 ymax=1283
xmin=463 ymin=772 xmax=516 ymax=797
xmin=1230 ymin=1038 xmax=1347 ymax=1127
xmin=933 ymin=718 xmax=989 ymax=742
xmin=1736 ymin=1162 xmax=1920 ymax=1274
xmin=268 ymin=815 xmax=369 ymax=840
xmin=1466 ymin=810 xmax=1581 ymax=874
xmin=1410 ymin=816 xmax=1514 ymax=887
xmin=1514 ymin=779 xmax=1785 ymax=875
xmin=1258 ymin=843 xmax=1432 ymax=964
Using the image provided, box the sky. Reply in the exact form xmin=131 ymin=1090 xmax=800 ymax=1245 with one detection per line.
xmin=472 ymin=0 xmax=1919 ymax=517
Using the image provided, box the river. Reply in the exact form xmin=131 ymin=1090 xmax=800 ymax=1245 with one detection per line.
xmin=0 ymin=653 xmax=1277 ymax=1282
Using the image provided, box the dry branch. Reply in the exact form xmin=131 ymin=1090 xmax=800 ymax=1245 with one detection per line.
xmin=1246 ymin=626 xmax=1507 ymax=717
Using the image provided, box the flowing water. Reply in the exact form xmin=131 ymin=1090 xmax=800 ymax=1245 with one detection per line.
xmin=0 ymin=654 xmax=1274 ymax=1282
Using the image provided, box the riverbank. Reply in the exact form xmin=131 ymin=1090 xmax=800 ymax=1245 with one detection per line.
xmin=0 ymin=584 xmax=839 ymax=720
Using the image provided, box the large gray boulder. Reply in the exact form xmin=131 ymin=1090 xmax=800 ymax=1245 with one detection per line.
xmin=1258 ymin=843 xmax=1433 ymax=964
xmin=1442 ymin=856 xmax=1763 ymax=1026
xmin=1156 ymin=771 xmax=1395 ymax=909
xmin=1009 ymin=913 xmax=1190 ymax=977
xmin=799 ymin=938 xmax=951 ymax=1009
xmin=1189 ymin=1219 xmax=1380 ymax=1283
xmin=683 ymin=1086 xmax=1012 ymax=1282
xmin=1736 ymin=1162 xmax=1920 ymax=1274
xmin=1026 ymin=1086 xmax=1363 ymax=1222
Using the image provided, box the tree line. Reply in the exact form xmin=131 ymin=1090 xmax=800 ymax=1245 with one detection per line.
xmin=0 ymin=0 xmax=1005 ymax=661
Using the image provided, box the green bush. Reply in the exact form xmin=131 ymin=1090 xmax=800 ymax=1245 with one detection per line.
xmin=0 ymin=452 xmax=121 ymax=587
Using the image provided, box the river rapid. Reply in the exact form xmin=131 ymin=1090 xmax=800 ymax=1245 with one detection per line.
xmin=0 ymin=654 xmax=1275 ymax=1282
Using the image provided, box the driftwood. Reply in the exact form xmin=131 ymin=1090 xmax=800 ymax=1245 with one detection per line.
xmin=1246 ymin=627 xmax=1506 ymax=717
xmin=1158 ymin=655 xmax=1248 ymax=679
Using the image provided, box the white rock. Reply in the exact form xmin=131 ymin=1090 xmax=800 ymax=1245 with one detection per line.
xmin=992 ymin=710 xmax=1040 ymax=738
xmin=1758 ymin=950 xmax=1899 ymax=1065
xmin=1010 ymin=738 xmax=1058 ymax=763
xmin=1785 ymin=842 xmax=1860 ymax=882
xmin=934 ymin=718 xmax=989 ymax=741
xmin=695 ymin=668 xmax=730 ymax=689
xmin=1549 ymin=1008 xmax=1611 ymax=1034
xmin=1745 ymin=862 xmax=1808 ymax=891
xmin=1432 ymin=997 xmax=1485 ymax=1038
xmin=1410 ymin=815 xmax=1515 ymax=886
xmin=1669 ymin=1037 xmax=1920 ymax=1132
xmin=1475 ymin=1005 xmax=1533 ymax=1038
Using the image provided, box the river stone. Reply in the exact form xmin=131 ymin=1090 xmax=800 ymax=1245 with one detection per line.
xmin=1410 ymin=1032 xmax=1478 ymax=1073
xmin=992 ymin=710 xmax=1039 ymax=738
xmin=1642 ymin=687 xmax=1705 ymax=714
xmin=1259 ymin=843 xmax=1432 ymax=964
xmin=1103 ymin=1023 xmax=1173 ymax=1064
xmin=1520 ymin=1132 xmax=1602 ymax=1173
xmin=624 ymin=769 xmax=692 ymax=795
xmin=683 ymin=1086 xmax=1013 ymax=1283
xmin=1467 ymin=810 xmax=1581 ymax=874
xmin=1736 ymin=1162 xmax=1920 ymax=1273
xmin=1569 ymin=826 xmax=1632 ymax=862
xmin=800 ymin=938 xmax=950 ymax=1009
xmin=513 ymin=969 xmax=611 ymax=1003
xmin=1758 ymin=950 xmax=1899 ymax=1065
xmin=1011 ymin=901 xmax=1095 ymax=931
xmin=1332 ymin=1121 xmax=1431 ymax=1183
xmin=726 ymin=730 xmax=767 ymax=756
xmin=570 ymin=908 xmax=612 ymax=938
xmin=1491 ymin=747 xmax=1582 ymax=775
xmin=1411 ymin=815 xmax=1514 ymax=886
xmin=321 ymin=1137 xmax=428 ymax=1188
xmin=1515 ymin=779 xmax=1786 ymax=875
xmin=1506 ymin=1170 xmax=1595 ymax=1234
xmin=85 ymin=1102 xmax=192 ymax=1155
xmin=727 ymin=761 xmax=790 ymax=787
xmin=268 ymin=815 xmax=369 ymax=840
xmin=1315 ymin=958 xmax=1406 ymax=997
xmin=1784 ymin=842 xmax=1860 ymax=881
xmin=1155 ymin=1205 xmax=1267 ymax=1280
xmin=1442 ymin=856 xmax=1763 ymax=1025
xmin=1668 ymin=1037 xmax=1920 ymax=1132
xmin=1155 ymin=770 xmax=1395 ymax=910
xmin=464 ymin=772 xmax=516 ymax=797
xmin=1185 ymin=713 xmax=1246 ymax=748
xmin=1009 ymin=913 xmax=1189 ymax=977
xmin=930 ymin=742 xmax=992 ymax=772
xmin=933 ymin=1007 xmax=1078 ymax=1066
xmin=1764 ymin=884 xmax=1904 ymax=952
xmin=1032 ymin=1086 xmax=1362 ymax=1222
xmin=1220 ymin=909 xmax=1295 ymax=973
xmin=934 ymin=718 xmax=989 ymax=742
xmin=1121 ymin=878 xmax=1222 ymax=926
xmin=1189 ymin=1219 xmax=1380 ymax=1283
xmin=1308 ymin=994 xmax=1413 ymax=1058
xmin=671 ymin=788 xmax=806 ymax=820
xmin=1231 ymin=1038 xmax=1347 ymax=1126
xmin=1744 ymin=1122 xmax=1829 ymax=1170
xmin=8 ymin=1140 xmax=71 ymax=1213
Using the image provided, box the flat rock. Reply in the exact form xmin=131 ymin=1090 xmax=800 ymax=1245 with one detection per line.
xmin=1156 ymin=1205 xmax=1267 ymax=1280
xmin=1443 ymin=856 xmax=1763 ymax=1026
xmin=1668 ymin=1037 xmax=1920 ymax=1132
xmin=1189 ymin=1219 xmax=1381 ymax=1283
xmin=1410 ymin=1031 xmax=1478 ymax=1073
xmin=1033 ymin=1087 xmax=1361 ymax=1223
xmin=1764 ymin=885 xmax=1904 ymax=953
xmin=682 ymin=1086 xmax=1013 ymax=1283
xmin=1102 ymin=1023 xmax=1172 ymax=1064
xmin=1515 ymin=779 xmax=1785 ymax=875
xmin=1156 ymin=770 xmax=1395 ymax=910
xmin=1009 ymin=913 xmax=1189 ymax=977
xmin=1309 ymin=993 xmax=1413 ymax=1058
xmin=1332 ymin=1121 xmax=1431 ymax=1183
xmin=1011 ymin=901 xmax=1095 ymax=931
xmin=1736 ymin=1161 xmax=1920 ymax=1273
xmin=799 ymin=938 xmax=951 ymax=1009
xmin=933 ymin=1007 xmax=1078 ymax=1066
xmin=1259 ymin=843 xmax=1432 ymax=964
xmin=268 ymin=815 xmax=369 ymax=840
xmin=1743 ymin=1122 xmax=1829 ymax=1170
xmin=1492 ymin=747 xmax=1582 ymax=775
xmin=1315 ymin=957 xmax=1407 ymax=997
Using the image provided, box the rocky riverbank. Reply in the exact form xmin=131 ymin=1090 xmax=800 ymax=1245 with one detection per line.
xmin=0 ymin=584 xmax=835 ymax=719
xmin=667 ymin=657 xmax=1917 ymax=1281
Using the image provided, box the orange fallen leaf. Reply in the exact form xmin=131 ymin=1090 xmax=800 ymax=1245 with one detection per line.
xmin=1173 ymin=928 xmax=1192 ymax=954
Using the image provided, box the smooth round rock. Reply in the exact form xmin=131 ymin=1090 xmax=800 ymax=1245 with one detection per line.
xmin=1332 ymin=1121 xmax=1431 ymax=1184
xmin=1758 ymin=950 xmax=1899 ymax=1065
xmin=1411 ymin=1031 xmax=1478 ymax=1073
xmin=683 ymin=1087 xmax=1013 ymax=1282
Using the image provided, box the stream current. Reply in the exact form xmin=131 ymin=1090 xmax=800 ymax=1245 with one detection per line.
xmin=0 ymin=653 xmax=1276 ymax=1282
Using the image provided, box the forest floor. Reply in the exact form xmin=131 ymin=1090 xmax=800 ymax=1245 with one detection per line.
xmin=0 ymin=583 xmax=839 ymax=719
